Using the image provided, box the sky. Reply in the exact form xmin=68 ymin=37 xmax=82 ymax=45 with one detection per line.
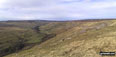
xmin=0 ymin=0 xmax=116 ymax=21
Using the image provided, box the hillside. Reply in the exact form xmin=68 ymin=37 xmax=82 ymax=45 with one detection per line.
xmin=0 ymin=20 xmax=81 ymax=57
xmin=2 ymin=19 xmax=116 ymax=57
xmin=0 ymin=21 xmax=48 ymax=57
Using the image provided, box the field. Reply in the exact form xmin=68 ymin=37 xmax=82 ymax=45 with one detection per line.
xmin=0 ymin=19 xmax=116 ymax=57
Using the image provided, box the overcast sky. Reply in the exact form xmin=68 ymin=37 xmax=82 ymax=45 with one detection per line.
xmin=0 ymin=0 xmax=116 ymax=20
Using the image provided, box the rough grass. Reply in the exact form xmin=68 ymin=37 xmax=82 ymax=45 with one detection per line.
xmin=0 ymin=21 xmax=51 ymax=57
xmin=3 ymin=20 xmax=116 ymax=57
xmin=0 ymin=20 xmax=82 ymax=57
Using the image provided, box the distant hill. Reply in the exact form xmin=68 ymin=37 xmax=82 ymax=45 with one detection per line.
xmin=1 ymin=19 xmax=116 ymax=57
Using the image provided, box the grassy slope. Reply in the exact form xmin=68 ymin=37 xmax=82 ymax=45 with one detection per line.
xmin=0 ymin=21 xmax=49 ymax=57
xmin=4 ymin=20 xmax=116 ymax=57
xmin=0 ymin=20 xmax=81 ymax=57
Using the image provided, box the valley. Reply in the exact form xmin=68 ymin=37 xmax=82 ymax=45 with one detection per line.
xmin=0 ymin=19 xmax=116 ymax=57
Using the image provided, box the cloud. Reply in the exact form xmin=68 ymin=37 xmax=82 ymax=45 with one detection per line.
xmin=0 ymin=0 xmax=116 ymax=20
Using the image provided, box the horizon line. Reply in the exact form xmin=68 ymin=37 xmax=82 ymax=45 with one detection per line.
xmin=1 ymin=18 xmax=116 ymax=22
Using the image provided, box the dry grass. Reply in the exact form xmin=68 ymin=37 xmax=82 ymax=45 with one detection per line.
xmin=4 ymin=20 xmax=116 ymax=57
